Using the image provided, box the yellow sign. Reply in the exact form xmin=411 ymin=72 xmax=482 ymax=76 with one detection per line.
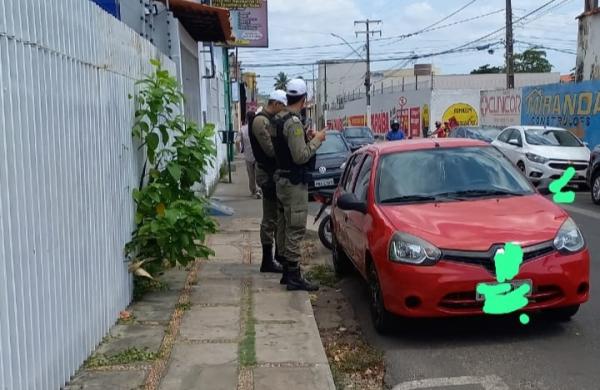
xmin=422 ymin=104 xmax=430 ymax=130
xmin=442 ymin=103 xmax=479 ymax=127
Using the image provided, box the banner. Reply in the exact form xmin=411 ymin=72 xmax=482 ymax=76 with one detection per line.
xmin=480 ymin=89 xmax=522 ymax=127
xmin=442 ymin=103 xmax=479 ymax=127
xmin=410 ymin=108 xmax=421 ymax=137
xmin=522 ymin=81 xmax=600 ymax=149
xmin=215 ymin=0 xmax=269 ymax=47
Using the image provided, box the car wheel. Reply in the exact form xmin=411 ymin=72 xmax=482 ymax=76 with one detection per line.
xmin=368 ymin=261 xmax=394 ymax=334
xmin=517 ymin=161 xmax=526 ymax=173
xmin=332 ymin=233 xmax=353 ymax=277
xmin=592 ymin=172 xmax=600 ymax=205
xmin=545 ymin=305 xmax=580 ymax=322
xmin=318 ymin=215 xmax=333 ymax=250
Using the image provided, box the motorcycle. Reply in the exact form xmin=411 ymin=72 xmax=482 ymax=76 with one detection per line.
xmin=313 ymin=189 xmax=334 ymax=250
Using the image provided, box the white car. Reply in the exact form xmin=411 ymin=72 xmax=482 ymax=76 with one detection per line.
xmin=492 ymin=126 xmax=591 ymax=188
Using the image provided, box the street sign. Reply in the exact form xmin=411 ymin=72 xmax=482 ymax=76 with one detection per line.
xmin=215 ymin=0 xmax=269 ymax=47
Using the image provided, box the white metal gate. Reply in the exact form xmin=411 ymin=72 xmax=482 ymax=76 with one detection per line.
xmin=0 ymin=1 xmax=174 ymax=389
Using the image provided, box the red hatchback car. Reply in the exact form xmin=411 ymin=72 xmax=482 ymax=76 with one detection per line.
xmin=331 ymin=139 xmax=590 ymax=333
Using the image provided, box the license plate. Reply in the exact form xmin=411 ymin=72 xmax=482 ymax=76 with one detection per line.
xmin=314 ymin=178 xmax=334 ymax=188
xmin=475 ymin=279 xmax=533 ymax=301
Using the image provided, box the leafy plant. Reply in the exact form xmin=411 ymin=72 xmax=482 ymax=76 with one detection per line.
xmin=85 ymin=347 xmax=159 ymax=368
xmin=126 ymin=60 xmax=217 ymax=279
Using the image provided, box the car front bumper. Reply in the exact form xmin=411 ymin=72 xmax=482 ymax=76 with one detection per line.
xmin=377 ymin=249 xmax=590 ymax=318
xmin=524 ymin=159 xmax=588 ymax=185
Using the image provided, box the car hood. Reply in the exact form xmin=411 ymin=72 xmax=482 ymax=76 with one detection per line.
xmin=313 ymin=153 xmax=348 ymax=170
xmin=528 ymin=145 xmax=591 ymax=161
xmin=380 ymin=195 xmax=567 ymax=250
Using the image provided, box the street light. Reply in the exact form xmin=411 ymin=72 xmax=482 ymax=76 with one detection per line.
xmin=330 ymin=33 xmax=364 ymax=59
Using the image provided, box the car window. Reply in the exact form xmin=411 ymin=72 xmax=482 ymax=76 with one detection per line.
xmin=507 ymin=129 xmax=522 ymax=146
xmin=317 ymin=134 xmax=348 ymax=155
xmin=344 ymin=127 xmax=372 ymax=139
xmin=376 ymin=146 xmax=534 ymax=203
xmin=343 ymin=154 xmax=364 ymax=192
xmin=353 ymin=155 xmax=373 ymax=201
xmin=497 ymin=129 xmax=512 ymax=143
xmin=525 ymin=129 xmax=583 ymax=147
xmin=339 ymin=155 xmax=356 ymax=189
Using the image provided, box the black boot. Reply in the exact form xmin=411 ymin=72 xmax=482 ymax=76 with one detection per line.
xmin=260 ymin=244 xmax=283 ymax=273
xmin=286 ymin=265 xmax=319 ymax=292
xmin=278 ymin=254 xmax=289 ymax=285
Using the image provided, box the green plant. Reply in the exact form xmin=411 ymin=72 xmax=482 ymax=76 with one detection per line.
xmin=175 ymin=302 xmax=192 ymax=311
xmin=85 ymin=347 xmax=159 ymax=368
xmin=306 ymin=265 xmax=339 ymax=288
xmin=126 ymin=60 xmax=217 ymax=278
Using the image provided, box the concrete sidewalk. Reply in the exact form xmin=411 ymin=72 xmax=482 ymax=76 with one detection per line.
xmin=159 ymin=159 xmax=335 ymax=390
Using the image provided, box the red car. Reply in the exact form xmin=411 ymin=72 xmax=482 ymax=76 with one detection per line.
xmin=331 ymin=138 xmax=590 ymax=333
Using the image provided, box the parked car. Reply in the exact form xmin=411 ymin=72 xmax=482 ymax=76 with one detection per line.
xmin=449 ymin=126 xmax=502 ymax=143
xmin=492 ymin=126 xmax=591 ymax=188
xmin=331 ymin=138 xmax=590 ymax=332
xmin=342 ymin=126 xmax=375 ymax=150
xmin=587 ymin=145 xmax=600 ymax=204
xmin=306 ymin=131 xmax=351 ymax=196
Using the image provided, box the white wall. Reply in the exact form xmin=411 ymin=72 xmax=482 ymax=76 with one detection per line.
xmin=430 ymin=89 xmax=482 ymax=127
xmin=0 ymin=1 xmax=175 ymax=389
xmin=576 ymin=12 xmax=600 ymax=81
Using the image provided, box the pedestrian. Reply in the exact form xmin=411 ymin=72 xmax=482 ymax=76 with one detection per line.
xmin=237 ymin=111 xmax=261 ymax=198
xmin=272 ymin=78 xmax=326 ymax=291
xmin=386 ymin=118 xmax=405 ymax=141
xmin=431 ymin=121 xmax=442 ymax=137
xmin=249 ymin=90 xmax=288 ymax=274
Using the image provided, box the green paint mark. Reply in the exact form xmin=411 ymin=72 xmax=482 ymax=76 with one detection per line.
xmin=520 ymin=313 xmax=530 ymax=325
xmin=549 ymin=167 xmax=576 ymax=204
xmin=477 ymin=243 xmax=531 ymax=325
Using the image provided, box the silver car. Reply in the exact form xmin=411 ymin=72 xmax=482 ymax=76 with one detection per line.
xmin=492 ymin=126 xmax=591 ymax=188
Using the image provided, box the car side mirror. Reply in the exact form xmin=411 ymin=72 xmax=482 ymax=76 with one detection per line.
xmin=337 ymin=193 xmax=367 ymax=214
xmin=508 ymin=139 xmax=521 ymax=147
xmin=536 ymin=178 xmax=553 ymax=195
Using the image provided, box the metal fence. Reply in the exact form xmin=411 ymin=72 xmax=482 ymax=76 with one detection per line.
xmin=0 ymin=1 xmax=175 ymax=389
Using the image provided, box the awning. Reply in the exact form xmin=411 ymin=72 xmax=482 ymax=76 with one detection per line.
xmin=163 ymin=0 xmax=234 ymax=43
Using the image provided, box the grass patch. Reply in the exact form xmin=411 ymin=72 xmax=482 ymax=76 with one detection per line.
xmin=175 ymin=302 xmax=192 ymax=311
xmin=306 ymin=264 xmax=339 ymax=288
xmin=239 ymin=289 xmax=256 ymax=367
xmin=133 ymin=278 xmax=169 ymax=301
xmin=84 ymin=347 xmax=159 ymax=368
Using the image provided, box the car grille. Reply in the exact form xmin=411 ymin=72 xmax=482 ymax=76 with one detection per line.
xmin=439 ymin=285 xmax=563 ymax=310
xmin=441 ymin=241 xmax=556 ymax=274
xmin=549 ymin=162 xmax=588 ymax=171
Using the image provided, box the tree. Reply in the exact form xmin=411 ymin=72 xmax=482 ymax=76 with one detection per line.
xmin=274 ymin=72 xmax=289 ymax=90
xmin=471 ymin=64 xmax=504 ymax=74
xmin=513 ymin=49 xmax=553 ymax=73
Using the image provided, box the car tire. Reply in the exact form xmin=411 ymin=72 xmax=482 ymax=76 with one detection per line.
xmin=517 ymin=161 xmax=526 ymax=173
xmin=318 ymin=215 xmax=333 ymax=250
xmin=368 ymin=261 xmax=394 ymax=334
xmin=592 ymin=171 xmax=600 ymax=205
xmin=545 ymin=305 xmax=580 ymax=322
xmin=332 ymin=233 xmax=353 ymax=277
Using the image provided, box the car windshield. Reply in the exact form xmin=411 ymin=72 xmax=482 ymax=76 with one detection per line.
xmin=317 ymin=134 xmax=348 ymax=155
xmin=525 ymin=129 xmax=583 ymax=147
xmin=476 ymin=128 xmax=502 ymax=141
xmin=377 ymin=146 xmax=534 ymax=204
xmin=344 ymin=127 xmax=372 ymax=138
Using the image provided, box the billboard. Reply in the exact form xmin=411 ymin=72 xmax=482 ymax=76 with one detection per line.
xmin=214 ymin=0 xmax=269 ymax=47
xmin=480 ymin=89 xmax=522 ymax=127
xmin=522 ymin=81 xmax=600 ymax=149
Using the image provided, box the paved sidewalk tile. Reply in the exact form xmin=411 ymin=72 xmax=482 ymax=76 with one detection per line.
xmin=96 ymin=324 xmax=164 ymax=356
xmin=190 ymin=279 xmax=242 ymax=306
xmin=253 ymin=366 xmax=336 ymax=390
xmin=211 ymin=244 xmax=244 ymax=263
xmin=254 ymin=291 xmax=313 ymax=322
xmin=65 ymin=370 xmax=147 ymax=389
xmin=160 ymin=363 xmax=237 ymax=390
xmin=179 ymin=306 xmax=240 ymax=341
xmin=255 ymin=320 xmax=329 ymax=365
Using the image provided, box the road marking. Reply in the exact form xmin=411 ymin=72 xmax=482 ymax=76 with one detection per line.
xmin=392 ymin=375 xmax=510 ymax=390
xmin=561 ymin=204 xmax=600 ymax=221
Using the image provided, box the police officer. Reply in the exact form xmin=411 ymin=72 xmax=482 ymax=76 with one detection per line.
xmin=249 ymin=90 xmax=288 ymax=274
xmin=386 ymin=118 xmax=406 ymax=141
xmin=272 ymin=79 xmax=326 ymax=291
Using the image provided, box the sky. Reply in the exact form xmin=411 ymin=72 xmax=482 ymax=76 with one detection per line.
xmin=237 ymin=0 xmax=582 ymax=94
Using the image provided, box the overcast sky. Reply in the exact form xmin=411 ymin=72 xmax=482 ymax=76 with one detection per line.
xmin=237 ymin=0 xmax=582 ymax=94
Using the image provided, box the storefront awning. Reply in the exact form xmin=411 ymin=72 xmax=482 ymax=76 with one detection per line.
xmin=163 ymin=0 xmax=233 ymax=43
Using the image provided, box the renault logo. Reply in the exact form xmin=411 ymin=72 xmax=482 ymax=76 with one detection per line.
xmin=319 ymin=166 xmax=327 ymax=174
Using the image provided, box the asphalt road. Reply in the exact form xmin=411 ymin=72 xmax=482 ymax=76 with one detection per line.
xmin=309 ymin=193 xmax=600 ymax=390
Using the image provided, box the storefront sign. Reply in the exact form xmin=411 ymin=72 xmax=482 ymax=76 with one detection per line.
xmin=216 ymin=0 xmax=269 ymax=47
xmin=481 ymin=89 xmax=522 ymax=127
xmin=442 ymin=103 xmax=479 ymax=127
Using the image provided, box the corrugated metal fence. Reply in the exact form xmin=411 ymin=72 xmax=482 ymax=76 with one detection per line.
xmin=0 ymin=1 xmax=175 ymax=389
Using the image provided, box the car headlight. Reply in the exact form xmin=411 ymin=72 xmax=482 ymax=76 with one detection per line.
xmin=340 ymin=162 xmax=347 ymax=170
xmin=526 ymin=153 xmax=548 ymax=164
xmin=553 ymin=217 xmax=585 ymax=253
xmin=389 ymin=232 xmax=441 ymax=265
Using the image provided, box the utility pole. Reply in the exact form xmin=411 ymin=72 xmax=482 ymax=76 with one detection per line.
xmin=355 ymin=20 xmax=382 ymax=129
xmin=323 ymin=61 xmax=328 ymax=128
xmin=505 ymin=0 xmax=515 ymax=89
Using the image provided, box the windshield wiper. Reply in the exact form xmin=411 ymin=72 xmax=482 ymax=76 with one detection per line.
xmin=435 ymin=189 xmax=526 ymax=199
xmin=380 ymin=195 xmax=439 ymax=204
